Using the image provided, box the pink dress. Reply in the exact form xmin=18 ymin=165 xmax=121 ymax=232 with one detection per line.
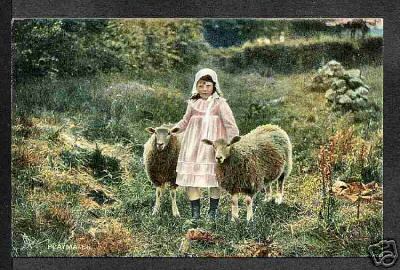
xmin=174 ymin=97 xmax=239 ymax=187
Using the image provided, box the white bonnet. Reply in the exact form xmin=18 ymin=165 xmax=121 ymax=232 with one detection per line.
xmin=191 ymin=68 xmax=223 ymax=98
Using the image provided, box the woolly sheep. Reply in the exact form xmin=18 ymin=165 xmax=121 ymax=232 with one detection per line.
xmin=143 ymin=124 xmax=181 ymax=217
xmin=202 ymin=124 xmax=292 ymax=221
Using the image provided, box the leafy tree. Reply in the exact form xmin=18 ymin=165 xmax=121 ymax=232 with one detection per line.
xmin=14 ymin=19 xmax=206 ymax=79
xmin=14 ymin=19 xmax=123 ymax=79
xmin=104 ymin=19 xmax=206 ymax=74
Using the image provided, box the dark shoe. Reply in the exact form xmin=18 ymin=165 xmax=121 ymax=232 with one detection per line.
xmin=208 ymin=198 xmax=219 ymax=219
xmin=190 ymin=199 xmax=200 ymax=220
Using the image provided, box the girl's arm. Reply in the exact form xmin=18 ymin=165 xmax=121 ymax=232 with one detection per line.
xmin=172 ymin=102 xmax=192 ymax=134
xmin=219 ymin=99 xmax=239 ymax=141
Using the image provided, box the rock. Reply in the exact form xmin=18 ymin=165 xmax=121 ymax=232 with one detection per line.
xmin=345 ymin=89 xmax=358 ymax=99
xmin=348 ymin=77 xmax=367 ymax=89
xmin=354 ymin=98 xmax=368 ymax=108
xmin=338 ymin=95 xmax=353 ymax=104
xmin=345 ymin=69 xmax=361 ymax=78
xmin=325 ymin=89 xmax=336 ymax=101
xmin=333 ymin=69 xmax=345 ymax=77
xmin=354 ymin=86 xmax=369 ymax=97
xmin=327 ymin=60 xmax=345 ymax=76
xmin=327 ymin=60 xmax=343 ymax=69
xmin=331 ymin=79 xmax=347 ymax=90
xmin=312 ymin=60 xmax=371 ymax=112
xmin=337 ymin=86 xmax=348 ymax=94
xmin=323 ymin=69 xmax=334 ymax=77
xmin=321 ymin=79 xmax=333 ymax=89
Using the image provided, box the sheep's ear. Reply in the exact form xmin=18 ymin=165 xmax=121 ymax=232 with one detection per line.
xmin=170 ymin=127 xmax=180 ymax=134
xmin=145 ymin=127 xmax=156 ymax=134
xmin=228 ymin=136 xmax=241 ymax=146
xmin=202 ymin=139 xmax=213 ymax=146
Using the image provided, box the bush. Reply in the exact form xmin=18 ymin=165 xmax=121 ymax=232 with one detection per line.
xmin=14 ymin=19 xmax=207 ymax=79
xmin=359 ymin=37 xmax=383 ymax=63
xmin=105 ymin=19 xmax=207 ymax=74
xmin=14 ymin=20 xmax=123 ymax=79
xmin=216 ymin=37 xmax=383 ymax=74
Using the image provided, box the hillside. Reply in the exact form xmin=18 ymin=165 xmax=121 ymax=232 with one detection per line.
xmin=12 ymin=59 xmax=383 ymax=256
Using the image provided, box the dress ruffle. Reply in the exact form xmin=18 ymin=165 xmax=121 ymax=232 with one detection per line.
xmin=176 ymin=174 xmax=219 ymax=187
xmin=176 ymin=161 xmax=216 ymax=175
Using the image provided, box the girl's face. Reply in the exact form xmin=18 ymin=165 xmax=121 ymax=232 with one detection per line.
xmin=197 ymin=80 xmax=214 ymax=99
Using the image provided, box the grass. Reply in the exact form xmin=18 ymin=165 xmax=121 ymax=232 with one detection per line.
xmin=12 ymin=47 xmax=382 ymax=256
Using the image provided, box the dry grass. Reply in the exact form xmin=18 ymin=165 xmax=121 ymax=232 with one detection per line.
xmin=12 ymin=144 xmax=43 ymax=168
xmin=233 ymin=240 xmax=283 ymax=257
xmin=79 ymin=196 xmax=101 ymax=210
xmin=74 ymin=217 xmax=139 ymax=256
xmin=27 ymin=190 xmax=67 ymax=205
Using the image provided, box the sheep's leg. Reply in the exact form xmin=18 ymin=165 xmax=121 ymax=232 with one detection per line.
xmin=152 ymin=186 xmax=163 ymax=215
xmin=275 ymin=173 xmax=285 ymax=205
xmin=170 ymin=188 xmax=180 ymax=217
xmin=263 ymin=182 xmax=273 ymax=202
xmin=231 ymin=193 xmax=239 ymax=221
xmin=245 ymin=195 xmax=254 ymax=222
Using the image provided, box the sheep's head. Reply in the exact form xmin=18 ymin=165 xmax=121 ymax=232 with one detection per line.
xmin=145 ymin=126 xmax=180 ymax=151
xmin=202 ymin=136 xmax=241 ymax=164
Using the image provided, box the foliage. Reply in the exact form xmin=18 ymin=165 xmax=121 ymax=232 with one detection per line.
xmin=105 ymin=19 xmax=206 ymax=75
xmin=290 ymin=19 xmax=342 ymax=37
xmin=202 ymin=19 xmax=290 ymax=47
xmin=14 ymin=19 xmax=123 ymax=79
xmin=215 ymin=37 xmax=383 ymax=74
xmin=14 ymin=19 xmax=207 ymax=79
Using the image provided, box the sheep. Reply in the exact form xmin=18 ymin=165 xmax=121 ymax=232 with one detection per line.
xmin=143 ymin=124 xmax=181 ymax=217
xmin=202 ymin=124 xmax=292 ymax=221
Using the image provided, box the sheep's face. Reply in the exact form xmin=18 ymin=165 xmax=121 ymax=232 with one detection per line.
xmin=202 ymin=136 xmax=241 ymax=164
xmin=146 ymin=126 xmax=180 ymax=151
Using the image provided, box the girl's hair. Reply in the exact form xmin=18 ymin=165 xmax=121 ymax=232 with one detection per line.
xmin=190 ymin=75 xmax=218 ymax=100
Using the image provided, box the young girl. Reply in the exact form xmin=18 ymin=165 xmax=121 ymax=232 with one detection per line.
xmin=172 ymin=68 xmax=239 ymax=220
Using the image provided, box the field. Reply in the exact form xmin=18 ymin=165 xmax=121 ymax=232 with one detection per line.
xmin=12 ymin=21 xmax=383 ymax=257
xmin=12 ymin=60 xmax=383 ymax=257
